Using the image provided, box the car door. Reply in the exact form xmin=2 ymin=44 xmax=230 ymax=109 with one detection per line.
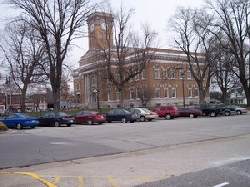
xmin=76 ymin=111 xmax=85 ymax=123
xmin=107 ymin=109 xmax=116 ymax=121
xmin=113 ymin=109 xmax=122 ymax=121
xmin=3 ymin=114 xmax=18 ymax=128
xmin=41 ymin=112 xmax=55 ymax=126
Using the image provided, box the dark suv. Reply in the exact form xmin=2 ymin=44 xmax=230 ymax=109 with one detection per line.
xmin=105 ymin=108 xmax=138 ymax=123
xmin=153 ymin=106 xmax=179 ymax=120
xmin=200 ymin=104 xmax=223 ymax=117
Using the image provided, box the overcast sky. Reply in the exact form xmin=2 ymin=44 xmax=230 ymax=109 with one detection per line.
xmin=0 ymin=0 xmax=204 ymax=71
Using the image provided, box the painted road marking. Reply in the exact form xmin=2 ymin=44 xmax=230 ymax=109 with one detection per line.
xmin=52 ymin=176 xmax=61 ymax=184
xmin=107 ymin=176 xmax=119 ymax=187
xmin=78 ymin=176 xmax=85 ymax=187
xmin=213 ymin=182 xmax=230 ymax=187
xmin=50 ymin=142 xmax=71 ymax=145
xmin=0 ymin=172 xmax=57 ymax=187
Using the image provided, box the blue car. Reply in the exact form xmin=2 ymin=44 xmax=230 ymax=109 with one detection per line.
xmin=0 ymin=113 xmax=39 ymax=129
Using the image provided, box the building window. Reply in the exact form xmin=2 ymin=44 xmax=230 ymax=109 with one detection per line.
xmin=154 ymin=88 xmax=160 ymax=98
xmin=188 ymin=88 xmax=192 ymax=98
xmin=179 ymin=69 xmax=185 ymax=80
xmin=169 ymin=88 xmax=176 ymax=98
xmin=162 ymin=68 xmax=167 ymax=79
xmin=168 ymin=68 xmax=176 ymax=79
xmin=130 ymin=89 xmax=136 ymax=99
xmin=107 ymin=88 xmax=111 ymax=101
xmin=153 ymin=67 xmax=161 ymax=79
xmin=135 ymin=73 xmax=140 ymax=81
xmin=141 ymin=69 xmax=146 ymax=80
xmin=164 ymin=88 xmax=168 ymax=98
xmin=116 ymin=92 xmax=120 ymax=101
xmin=187 ymin=70 xmax=193 ymax=80
xmin=193 ymin=88 xmax=199 ymax=97
xmin=136 ymin=88 xmax=140 ymax=99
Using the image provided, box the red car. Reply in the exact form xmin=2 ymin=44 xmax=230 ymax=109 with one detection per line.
xmin=153 ymin=106 xmax=179 ymax=120
xmin=177 ymin=107 xmax=202 ymax=118
xmin=74 ymin=111 xmax=106 ymax=125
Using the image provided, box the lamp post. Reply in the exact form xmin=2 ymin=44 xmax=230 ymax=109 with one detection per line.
xmin=92 ymin=88 xmax=100 ymax=111
xmin=181 ymin=71 xmax=186 ymax=108
xmin=176 ymin=66 xmax=186 ymax=108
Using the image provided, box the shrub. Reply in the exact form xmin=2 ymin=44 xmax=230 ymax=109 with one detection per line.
xmin=0 ymin=122 xmax=8 ymax=131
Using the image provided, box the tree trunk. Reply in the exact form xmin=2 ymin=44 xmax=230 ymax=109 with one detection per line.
xmin=198 ymin=86 xmax=206 ymax=104
xmin=52 ymin=85 xmax=61 ymax=111
xmin=221 ymin=88 xmax=228 ymax=104
xmin=245 ymin=89 xmax=250 ymax=107
xmin=119 ymin=88 xmax=124 ymax=107
xmin=20 ymin=87 xmax=27 ymax=113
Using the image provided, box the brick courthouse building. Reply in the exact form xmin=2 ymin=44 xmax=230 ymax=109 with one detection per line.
xmin=73 ymin=12 xmax=206 ymax=109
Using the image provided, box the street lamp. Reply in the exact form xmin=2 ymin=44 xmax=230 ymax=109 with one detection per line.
xmin=176 ymin=66 xmax=186 ymax=108
xmin=92 ymin=88 xmax=100 ymax=111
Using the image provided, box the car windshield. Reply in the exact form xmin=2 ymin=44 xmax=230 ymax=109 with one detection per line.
xmin=58 ymin=112 xmax=68 ymax=117
xmin=15 ymin=113 xmax=31 ymax=118
xmin=123 ymin=109 xmax=130 ymax=114
xmin=141 ymin=108 xmax=151 ymax=113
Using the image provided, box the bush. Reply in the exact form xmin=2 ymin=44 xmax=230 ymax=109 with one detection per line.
xmin=0 ymin=122 xmax=8 ymax=131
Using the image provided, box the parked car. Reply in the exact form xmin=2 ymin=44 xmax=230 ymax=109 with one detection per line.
xmin=106 ymin=108 xmax=137 ymax=123
xmin=225 ymin=105 xmax=248 ymax=115
xmin=177 ymin=107 xmax=203 ymax=118
xmin=39 ymin=111 xmax=74 ymax=127
xmin=199 ymin=104 xmax=223 ymax=117
xmin=74 ymin=111 xmax=106 ymax=125
xmin=128 ymin=108 xmax=158 ymax=122
xmin=0 ymin=113 xmax=39 ymax=129
xmin=153 ymin=106 xmax=179 ymax=120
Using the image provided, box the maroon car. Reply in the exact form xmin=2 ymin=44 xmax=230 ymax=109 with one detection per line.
xmin=177 ymin=107 xmax=202 ymax=118
xmin=74 ymin=111 xmax=106 ymax=125
xmin=153 ymin=106 xmax=179 ymax=120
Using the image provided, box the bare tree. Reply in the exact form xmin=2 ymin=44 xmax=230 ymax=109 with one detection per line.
xmin=210 ymin=37 xmax=236 ymax=103
xmin=10 ymin=0 xmax=94 ymax=109
xmin=206 ymin=0 xmax=250 ymax=107
xmin=137 ymin=86 xmax=154 ymax=107
xmin=170 ymin=8 xmax=214 ymax=104
xmin=0 ymin=21 xmax=46 ymax=112
xmin=98 ymin=6 xmax=156 ymax=106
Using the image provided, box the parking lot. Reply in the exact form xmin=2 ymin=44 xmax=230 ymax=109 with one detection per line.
xmin=1 ymin=114 xmax=250 ymax=187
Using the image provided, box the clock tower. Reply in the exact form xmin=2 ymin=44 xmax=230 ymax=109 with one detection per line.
xmin=87 ymin=12 xmax=114 ymax=50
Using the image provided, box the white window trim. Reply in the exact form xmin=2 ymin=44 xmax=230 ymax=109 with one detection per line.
xmin=154 ymin=88 xmax=161 ymax=98
xmin=169 ymin=87 xmax=176 ymax=98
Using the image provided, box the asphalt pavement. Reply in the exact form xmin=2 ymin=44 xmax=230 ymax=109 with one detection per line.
xmin=1 ymin=114 xmax=250 ymax=186
xmin=137 ymin=159 xmax=250 ymax=187
xmin=1 ymin=114 xmax=250 ymax=169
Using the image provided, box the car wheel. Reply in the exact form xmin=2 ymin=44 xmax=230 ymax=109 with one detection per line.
xmin=54 ymin=121 xmax=60 ymax=127
xmin=236 ymin=110 xmax=242 ymax=115
xmin=165 ymin=114 xmax=171 ymax=120
xmin=67 ymin=124 xmax=71 ymax=127
xmin=107 ymin=120 xmax=111 ymax=123
xmin=148 ymin=119 xmax=152 ymax=122
xmin=121 ymin=118 xmax=126 ymax=123
xmin=16 ymin=123 xmax=22 ymax=130
xmin=210 ymin=112 xmax=216 ymax=117
xmin=189 ymin=114 xmax=194 ymax=118
xmin=87 ymin=120 xmax=93 ymax=125
xmin=225 ymin=111 xmax=231 ymax=116
xmin=140 ymin=116 xmax=145 ymax=122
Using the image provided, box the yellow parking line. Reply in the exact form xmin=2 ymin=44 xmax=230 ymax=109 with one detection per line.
xmin=107 ymin=176 xmax=119 ymax=187
xmin=0 ymin=172 xmax=57 ymax=187
xmin=78 ymin=176 xmax=85 ymax=187
xmin=52 ymin=176 xmax=61 ymax=184
xmin=135 ymin=176 xmax=152 ymax=183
